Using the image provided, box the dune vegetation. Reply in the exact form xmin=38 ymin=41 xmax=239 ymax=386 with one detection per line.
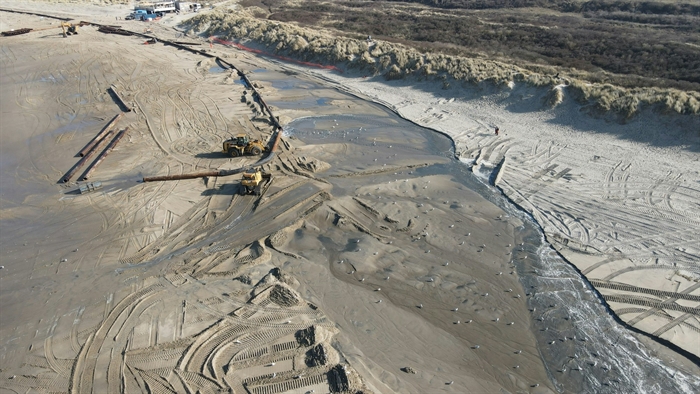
xmin=184 ymin=4 xmax=700 ymax=117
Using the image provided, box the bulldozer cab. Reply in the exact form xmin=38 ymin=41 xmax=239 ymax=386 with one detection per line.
xmin=233 ymin=134 xmax=248 ymax=147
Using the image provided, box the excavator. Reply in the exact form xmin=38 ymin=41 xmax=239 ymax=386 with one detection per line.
xmin=223 ymin=133 xmax=267 ymax=157
xmin=240 ymin=168 xmax=272 ymax=196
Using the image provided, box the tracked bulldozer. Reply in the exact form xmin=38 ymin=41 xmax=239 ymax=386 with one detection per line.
xmin=240 ymin=169 xmax=272 ymax=196
xmin=223 ymin=133 xmax=267 ymax=157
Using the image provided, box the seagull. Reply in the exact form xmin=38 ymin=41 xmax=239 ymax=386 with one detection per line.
xmin=447 ymin=381 xmax=454 ymax=385
xmin=418 ymin=304 xmax=423 ymax=308
xmin=452 ymin=308 xmax=458 ymax=311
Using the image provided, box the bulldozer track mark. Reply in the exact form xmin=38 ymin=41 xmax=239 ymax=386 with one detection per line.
xmin=652 ymin=313 xmax=698 ymax=336
xmin=44 ymin=335 xmax=69 ymax=376
xmin=624 ymin=282 xmax=700 ymax=327
xmin=591 ymin=280 xmax=700 ymax=302
xmin=70 ymin=284 xmax=165 ymax=394
xmin=138 ymin=368 xmax=177 ymax=394
xmin=602 ymin=294 xmax=699 ymax=315
xmin=176 ymin=369 xmax=223 ymax=394
xmin=602 ymin=264 xmax=700 ymax=281
xmin=247 ymin=373 xmax=327 ymax=394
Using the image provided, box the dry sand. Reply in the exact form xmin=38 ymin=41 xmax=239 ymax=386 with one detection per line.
xmin=0 ymin=2 xmax=699 ymax=394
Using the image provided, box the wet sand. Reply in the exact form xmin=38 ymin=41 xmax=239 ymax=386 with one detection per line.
xmin=0 ymin=3 xmax=699 ymax=394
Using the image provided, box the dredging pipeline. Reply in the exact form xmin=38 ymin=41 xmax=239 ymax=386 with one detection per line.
xmin=88 ymin=23 xmax=286 ymax=183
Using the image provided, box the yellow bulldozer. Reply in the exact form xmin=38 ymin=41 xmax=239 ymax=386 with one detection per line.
xmin=223 ymin=133 xmax=267 ymax=157
xmin=60 ymin=22 xmax=79 ymax=37
xmin=240 ymin=169 xmax=272 ymax=196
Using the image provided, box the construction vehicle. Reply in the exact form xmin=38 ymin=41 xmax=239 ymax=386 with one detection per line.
xmin=223 ymin=133 xmax=267 ymax=157
xmin=240 ymin=169 xmax=272 ymax=196
xmin=60 ymin=22 xmax=79 ymax=37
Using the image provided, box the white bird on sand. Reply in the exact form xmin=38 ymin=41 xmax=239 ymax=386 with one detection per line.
xmin=447 ymin=381 xmax=454 ymax=385
xmin=377 ymin=299 xmax=382 ymax=303
xmin=467 ymin=233 xmax=471 ymax=236
xmin=267 ymin=362 xmax=276 ymax=366
xmin=385 ymin=276 xmax=390 ymax=280
xmin=467 ymin=319 xmax=473 ymax=323
xmin=472 ymin=345 xmax=480 ymax=349
xmin=428 ymin=277 xmax=434 ymax=282
xmin=494 ymin=317 xmax=499 ymax=322
xmin=515 ymin=350 xmax=522 ymax=354
xmin=449 ymin=224 xmax=454 ymax=228
xmin=455 ymin=320 xmax=460 ymax=324
xmin=452 ymin=307 xmax=458 ymax=311
xmin=460 ymin=241 xmax=465 ymax=245
xmin=444 ymin=262 xmax=449 ymax=266
xmin=360 ymin=278 xmax=365 ymax=282
xmin=508 ymin=322 xmax=515 ymax=326
xmin=375 ymin=288 xmax=381 ymax=291
xmin=418 ymin=304 xmax=423 ymax=308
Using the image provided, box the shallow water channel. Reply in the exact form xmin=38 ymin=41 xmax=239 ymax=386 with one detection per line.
xmin=283 ymin=110 xmax=698 ymax=394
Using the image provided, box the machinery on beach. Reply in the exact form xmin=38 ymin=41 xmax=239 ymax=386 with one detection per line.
xmin=240 ymin=169 xmax=272 ymax=196
xmin=223 ymin=133 xmax=267 ymax=157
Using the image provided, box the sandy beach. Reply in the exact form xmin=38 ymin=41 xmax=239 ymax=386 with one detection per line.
xmin=0 ymin=1 xmax=699 ymax=393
